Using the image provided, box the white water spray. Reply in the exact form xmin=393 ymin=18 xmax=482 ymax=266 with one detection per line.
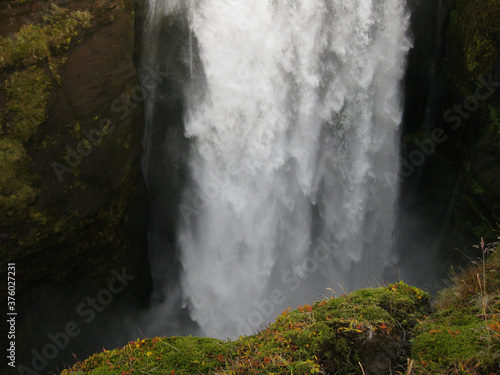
xmin=144 ymin=0 xmax=411 ymax=338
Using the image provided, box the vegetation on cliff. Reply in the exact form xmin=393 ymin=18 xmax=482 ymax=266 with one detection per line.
xmin=0 ymin=4 xmax=91 ymax=69
xmin=0 ymin=0 xmax=146 ymax=272
xmin=446 ymin=0 xmax=500 ymax=154
xmin=0 ymin=2 xmax=151 ymax=368
xmin=410 ymin=0 xmax=500 ymax=246
xmin=447 ymin=0 xmax=499 ymax=90
xmin=0 ymin=4 xmax=93 ymax=250
xmin=57 ymin=238 xmax=500 ymax=375
xmin=60 ymin=281 xmax=430 ymax=375
xmin=0 ymin=66 xmax=50 ymax=229
xmin=411 ymin=238 xmax=500 ymax=374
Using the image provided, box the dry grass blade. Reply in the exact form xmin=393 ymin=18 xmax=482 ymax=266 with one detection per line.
xmin=358 ymin=362 xmax=366 ymax=375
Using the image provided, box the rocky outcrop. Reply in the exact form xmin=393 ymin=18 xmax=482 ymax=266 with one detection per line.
xmin=400 ymin=0 xmax=500 ymax=271
xmin=0 ymin=0 xmax=151 ymax=371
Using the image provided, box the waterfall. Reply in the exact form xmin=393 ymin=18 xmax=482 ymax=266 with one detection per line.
xmin=142 ymin=0 xmax=411 ymax=338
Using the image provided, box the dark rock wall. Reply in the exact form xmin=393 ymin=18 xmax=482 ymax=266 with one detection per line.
xmin=440 ymin=0 xmax=500 ymax=247
xmin=398 ymin=0 xmax=500 ymax=287
xmin=0 ymin=0 xmax=151 ymax=372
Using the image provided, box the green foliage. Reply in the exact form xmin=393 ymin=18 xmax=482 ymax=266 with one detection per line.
xmin=0 ymin=4 xmax=92 ymax=69
xmin=0 ymin=4 xmax=93 ymax=246
xmin=411 ymin=312 xmax=484 ymax=372
xmin=448 ymin=0 xmax=500 ymax=79
xmin=411 ymin=239 xmax=500 ymax=374
xmin=4 ymin=66 xmax=51 ymax=142
xmin=0 ymin=137 xmax=37 ymax=232
xmin=0 ymin=67 xmax=49 ymax=238
xmin=435 ymin=242 xmax=500 ymax=311
xmin=61 ymin=337 xmax=229 ymax=375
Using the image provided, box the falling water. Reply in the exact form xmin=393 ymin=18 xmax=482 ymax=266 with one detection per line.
xmin=142 ymin=0 xmax=411 ymax=338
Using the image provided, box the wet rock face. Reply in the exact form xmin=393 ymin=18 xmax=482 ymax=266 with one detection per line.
xmin=398 ymin=0 xmax=500 ymax=263
xmin=0 ymin=0 xmax=151 ymax=370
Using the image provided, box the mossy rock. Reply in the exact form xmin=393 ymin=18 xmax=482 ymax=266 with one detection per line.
xmin=60 ymin=283 xmax=431 ymax=375
xmin=58 ymin=240 xmax=500 ymax=375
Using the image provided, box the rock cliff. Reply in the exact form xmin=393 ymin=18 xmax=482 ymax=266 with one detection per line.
xmin=0 ymin=0 xmax=151 ymax=371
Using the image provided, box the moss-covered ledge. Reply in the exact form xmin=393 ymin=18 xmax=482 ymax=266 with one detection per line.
xmin=61 ymin=281 xmax=431 ymax=375
xmin=57 ymin=239 xmax=500 ymax=375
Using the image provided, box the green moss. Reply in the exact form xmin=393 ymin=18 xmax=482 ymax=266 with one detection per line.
xmin=0 ymin=3 xmax=95 ymax=248
xmin=145 ymin=337 xmax=228 ymax=374
xmin=10 ymin=0 xmax=31 ymax=5
xmin=411 ymin=240 xmax=500 ymax=373
xmin=0 ymin=66 xmax=50 ymax=241
xmin=48 ymin=56 xmax=68 ymax=85
xmin=411 ymin=314 xmax=483 ymax=371
xmin=41 ymin=5 xmax=92 ymax=49
xmin=0 ymin=135 xmax=39 ymax=228
xmin=56 ymin=239 xmax=500 ymax=375
xmin=447 ymin=0 xmax=500 ymax=85
xmin=61 ymin=337 xmax=230 ymax=375
xmin=4 ymin=67 xmax=51 ymax=142
xmin=0 ymin=5 xmax=92 ymax=69
xmin=60 ymin=282 xmax=430 ymax=375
